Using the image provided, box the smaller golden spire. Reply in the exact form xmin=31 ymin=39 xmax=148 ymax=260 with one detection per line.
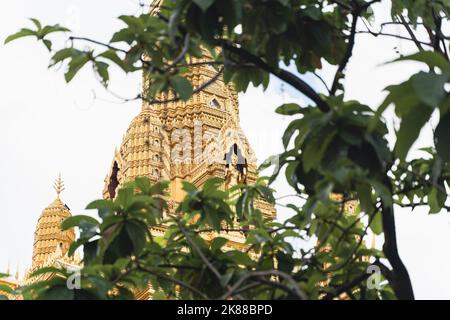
xmin=15 ymin=263 xmax=19 ymax=281
xmin=53 ymin=173 xmax=65 ymax=199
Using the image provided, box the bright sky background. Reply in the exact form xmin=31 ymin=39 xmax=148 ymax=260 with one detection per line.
xmin=0 ymin=0 xmax=449 ymax=299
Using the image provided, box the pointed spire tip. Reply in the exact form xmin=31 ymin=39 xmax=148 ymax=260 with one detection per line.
xmin=53 ymin=173 xmax=65 ymax=198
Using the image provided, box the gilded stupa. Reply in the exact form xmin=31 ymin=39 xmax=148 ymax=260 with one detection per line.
xmin=103 ymin=1 xmax=275 ymax=241
xmin=29 ymin=175 xmax=77 ymax=272
xmin=25 ymin=175 xmax=80 ymax=287
xmin=1 ymin=175 xmax=80 ymax=298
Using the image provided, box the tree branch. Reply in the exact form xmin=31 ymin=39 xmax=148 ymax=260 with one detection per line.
xmin=397 ymin=15 xmax=425 ymax=52
xmin=219 ymin=270 xmax=308 ymax=300
xmin=218 ymin=40 xmax=331 ymax=113
xmin=331 ymin=11 xmax=358 ymax=95
xmin=380 ymin=178 xmax=415 ymax=300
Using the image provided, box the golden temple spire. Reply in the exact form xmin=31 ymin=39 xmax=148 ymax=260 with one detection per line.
xmin=53 ymin=173 xmax=65 ymax=199
xmin=15 ymin=263 xmax=19 ymax=281
xmin=30 ymin=174 xmax=75 ymax=271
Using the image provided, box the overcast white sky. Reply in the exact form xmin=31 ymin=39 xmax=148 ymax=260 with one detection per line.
xmin=1 ymin=0 xmax=449 ymax=299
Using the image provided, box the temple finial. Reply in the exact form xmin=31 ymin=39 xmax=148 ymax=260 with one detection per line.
xmin=53 ymin=173 xmax=65 ymax=198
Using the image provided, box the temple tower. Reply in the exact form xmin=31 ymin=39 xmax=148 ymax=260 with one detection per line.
xmin=103 ymin=0 xmax=276 ymax=233
xmin=30 ymin=175 xmax=77 ymax=272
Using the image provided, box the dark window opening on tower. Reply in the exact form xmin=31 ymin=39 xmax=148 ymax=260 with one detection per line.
xmin=224 ymin=143 xmax=247 ymax=174
xmin=209 ymin=98 xmax=221 ymax=109
xmin=108 ymin=161 xmax=120 ymax=199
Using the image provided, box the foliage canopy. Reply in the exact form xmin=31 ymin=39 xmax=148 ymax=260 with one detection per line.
xmin=5 ymin=0 xmax=450 ymax=300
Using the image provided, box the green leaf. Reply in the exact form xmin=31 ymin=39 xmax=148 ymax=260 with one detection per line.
xmin=435 ymin=111 xmax=450 ymax=162
xmin=153 ymin=290 xmax=167 ymax=300
xmin=86 ymin=199 xmax=117 ymax=219
xmin=28 ymin=266 xmax=66 ymax=279
xmin=275 ymin=103 xmax=303 ymax=115
xmin=29 ymin=18 xmax=42 ymax=30
xmin=61 ymin=215 xmax=99 ymax=230
xmin=182 ymin=181 xmax=198 ymax=193
xmin=0 ymin=284 xmax=13 ymax=294
xmin=393 ymin=51 xmax=450 ymax=71
xmin=429 ymin=186 xmax=447 ymax=214
xmin=37 ymin=285 xmax=74 ymax=300
xmin=193 ymin=0 xmax=215 ymax=11
xmin=170 ymin=76 xmax=193 ymax=101
xmin=210 ymin=237 xmax=228 ymax=252
xmin=4 ymin=28 xmax=36 ymax=44
xmin=68 ymin=238 xmax=88 ymax=257
xmin=282 ymin=119 xmax=301 ymax=148
xmin=65 ymin=53 xmax=91 ymax=82
xmin=99 ymin=50 xmax=130 ymax=72
xmin=276 ymin=251 xmax=294 ymax=273
xmin=203 ymin=177 xmax=223 ymax=192
xmin=356 ymin=183 xmax=373 ymax=214
xmin=40 ymin=24 xmax=70 ymax=36
xmin=370 ymin=179 xmax=392 ymax=207
xmin=303 ymin=128 xmax=336 ymax=172
xmin=49 ymin=48 xmax=79 ymax=67
xmin=369 ymin=211 xmax=383 ymax=235
xmin=95 ymin=61 xmax=109 ymax=86
xmin=411 ymin=72 xmax=448 ymax=108
xmin=125 ymin=221 xmax=147 ymax=254
xmin=225 ymin=251 xmax=254 ymax=267
xmin=133 ymin=176 xmax=151 ymax=194
xmin=43 ymin=39 xmax=52 ymax=51
xmin=394 ymin=105 xmax=433 ymax=161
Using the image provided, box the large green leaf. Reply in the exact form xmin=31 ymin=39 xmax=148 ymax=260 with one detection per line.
xmin=28 ymin=266 xmax=67 ymax=279
xmin=210 ymin=237 xmax=228 ymax=252
xmin=64 ymin=53 xmax=91 ymax=82
xmin=369 ymin=211 xmax=383 ymax=235
xmin=170 ymin=76 xmax=193 ymax=101
xmin=95 ymin=61 xmax=109 ymax=86
xmin=276 ymin=103 xmax=304 ymax=115
xmin=356 ymin=183 xmax=373 ymax=214
xmin=49 ymin=48 xmax=79 ymax=67
xmin=4 ymin=28 xmax=36 ymax=44
xmin=394 ymin=105 xmax=433 ymax=161
xmin=411 ymin=72 xmax=448 ymax=108
xmin=393 ymin=51 xmax=450 ymax=71
xmin=61 ymin=215 xmax=99 ymax=230
xmin=302 ymin=127 xmax=336 ymax=172
xmin=125 ymin=221 xmax=148 ymax=254
xmin=428 ymin=186 xmax=447 ymax=214
xmin=37 ymin=285 xmax=74 ymax=300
